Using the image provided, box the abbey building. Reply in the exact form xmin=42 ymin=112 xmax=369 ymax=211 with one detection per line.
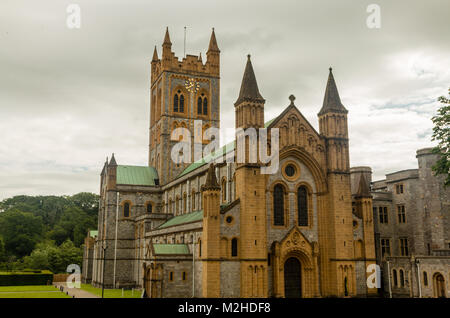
xmin=81 ymin=28 xmax=448 ymax=298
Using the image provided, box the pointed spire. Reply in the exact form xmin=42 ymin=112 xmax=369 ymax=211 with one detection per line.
xmin=203 ymin=164 xmax=220 ymax=190
xmin=207 ymin=28 xmax=220 ymax=52
xmin=199 ymin=52 xmax=203 ymax=63
xmin=109 ymin=153 xmax=117 ymax=166
xmin=163 ymin=27 xmax=171 ymax=46
xmin=101 ymin=158 xmax=107 ymax=176
xmin=356 ymin=174 xmax=371 ymax=197
xmin=234 ymin=55 xmax=265 ymax=106
xmin=318 ymin=67 xmax=348 ymax=115
xmin=152 ymin=46 xmax=158 ymax=61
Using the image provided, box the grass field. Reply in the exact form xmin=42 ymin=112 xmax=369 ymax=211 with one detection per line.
xmin=80 ymin=284 xmax=142 ymax=298
xmin=0 ymin=285 xmax=71 ymax=298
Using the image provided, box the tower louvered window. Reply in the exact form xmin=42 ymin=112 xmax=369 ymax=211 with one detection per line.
xmin=174 ymin=90 xmax=184 ymax=113
xmin=197 ymin=93 xmax=208 ymax=115
xmin=173 ymin=94 xmax=179 ymax=112
xmin=179 ymin=94 xmax=184 ymax=112
xmin=203 ymin=97 xmax=208 ymax=115
xmin=297 ymin=186 xmax=308 ymax=226
xmin=273 ymin=184 xmax=284 ymax=226
xmin=197 ymin=97 xmax=202 ymax=115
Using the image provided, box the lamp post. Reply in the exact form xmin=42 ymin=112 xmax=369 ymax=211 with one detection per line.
xmin=192 ymin=240 xmax=195 ymax=298
xmin=102 ymin=243 xmax=107 ymax=298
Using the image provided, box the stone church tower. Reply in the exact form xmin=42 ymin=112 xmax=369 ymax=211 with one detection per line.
xmin=201 ymin=164 xmax=222 ymax=297
xmin=149 ymin=28 xmax=221 ymax=185
xmin=234 ymin=55 xmax=268 ymax=297
xmin=317 ymin=68 xmax=356 ymax=296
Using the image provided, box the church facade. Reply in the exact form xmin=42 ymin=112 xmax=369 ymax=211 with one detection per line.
xmin=82 ymin=28 xmax=380 ymax=298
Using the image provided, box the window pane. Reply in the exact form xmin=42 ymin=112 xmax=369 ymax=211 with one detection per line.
xmin=203 ymin=98 xmax=208 ymax=115
xmin=197 ymin=97 xmax=202 ymax=114
xmin=124 ymin=203 xmax=130 ymax=217
xmin=273 ymin=185 xmax=284 ymax=226
xmin=173 ymin=94 xmax=179 ymax=112
xmin=231 ymin=238 xmax=238 ymax=257
xmin=180 ymin=94 xmax=184 ymax=112
xmin=297 ymin=186 xmax=308 ymax=226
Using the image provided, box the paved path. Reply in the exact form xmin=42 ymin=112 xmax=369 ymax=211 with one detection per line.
xmin=53 ymin=283 xmax=99 ymax=298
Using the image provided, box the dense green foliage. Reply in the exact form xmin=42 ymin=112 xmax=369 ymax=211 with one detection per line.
xmin=431 ymin=88 xmax=450 ymax=187
xmin=0 ymin=193 xmax=98 ymax=273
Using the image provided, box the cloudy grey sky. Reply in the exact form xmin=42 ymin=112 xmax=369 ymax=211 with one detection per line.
xmin=0 ymin=0 xmax=449 ymax=200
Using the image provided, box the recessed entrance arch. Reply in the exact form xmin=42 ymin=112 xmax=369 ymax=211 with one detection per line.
xmin=433 ymin=273 xmax=446 ymax=298
xmin=284 ymin=257 xmax=302 ymax=298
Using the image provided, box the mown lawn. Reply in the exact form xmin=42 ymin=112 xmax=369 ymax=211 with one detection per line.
xmin=0 ymin=285 xmax=71 ymax=298
xmin=0 ymin=285 xmax=57 ymax=292
xmin=80 ymin=284 xmax=142 ymax=298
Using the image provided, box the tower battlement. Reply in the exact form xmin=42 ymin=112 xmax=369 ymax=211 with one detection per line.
xmin=151 ymin=28 xmax=220 ymax=86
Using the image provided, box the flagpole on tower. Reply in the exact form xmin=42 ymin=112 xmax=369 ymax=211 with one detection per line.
xmin=184 ymin=26 xmax=186 ymax=58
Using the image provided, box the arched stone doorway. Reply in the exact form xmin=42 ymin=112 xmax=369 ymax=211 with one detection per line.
xmin=284 ymin=257 xmax=302 ymax=298
xmin=433 ymin=273 xmax=446 ymax=298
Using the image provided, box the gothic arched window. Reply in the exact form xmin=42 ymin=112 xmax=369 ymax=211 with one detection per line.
xmin=146 ymin=203 xmax=152 ymax=214
xmin=297 ymin=186 xmax=308 ymax=226
xmin=173 ymin=94 xmax=179 ymax=112
xmin=273 ymin=184 xmax=285 ymax=226
xmin=197 ymin=97 xmax=202 ymax=115
xmin=124 ymin=202 xmax=130 ymax=218
xmin=222 ymin=178 xmax=227 ymax=202
xmin=179 ymin=94 xmax=185 ymax=113
xmin=203 ymin=97 xmax=208 ymax=115
xmin=231 ymin=238 xmax=238 ymax=257
xmin=399 ymin=270 xmax=404 ymax=287
xmin=393 ymin=269 xmax=398 ymax=287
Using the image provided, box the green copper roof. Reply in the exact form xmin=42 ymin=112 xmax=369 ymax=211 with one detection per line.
xmin=116 ymin=165 xmax=158 ymax=186
xmin=153 ymin=244 xmax=190 ymax=255
xmin=157 ymin=210 xmax=203 ymax=229
xmin=178 ymin=118 xmax=278 ymax=178
xmin=89 ymin=230 xmax=98 ymax=238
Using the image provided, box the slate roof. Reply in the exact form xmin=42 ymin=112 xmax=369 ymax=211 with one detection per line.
xmin=318 ymin=68 xmax=348 ymax=115
xmin=234 ymin=55 xmax=265 ymax=105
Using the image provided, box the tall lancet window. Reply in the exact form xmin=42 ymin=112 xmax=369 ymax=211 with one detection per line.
xmin=173 ymin=94 xmax=179 ymax=112
xmin=179 ymin=94 xmax=184 ymax=112
xmin=203 ymin=97 xmax=208 ymax=115
xmin=273 ymin=184 xmax=285 ymax=226
xmin=297 ymin=186 xmax=308 ymax=226
xmin=197 ymin=97 xmax=202 ymax=115
xmin=174 ymin=90 xmax=184 ymax=113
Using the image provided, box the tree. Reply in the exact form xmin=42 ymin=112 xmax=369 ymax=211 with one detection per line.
xmin=0 ymin=209 xmax=43 ymax=257
xmin=0 ymin=238 xmax=6 ymax=263
xmin=431 ymin=88 xmax=450 ymax=187
xmin=23 ymin=240 xmax=82 ymax=273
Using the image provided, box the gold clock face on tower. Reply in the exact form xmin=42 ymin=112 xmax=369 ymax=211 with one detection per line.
xmin=185 ymin=78 xmax=200 ymax=93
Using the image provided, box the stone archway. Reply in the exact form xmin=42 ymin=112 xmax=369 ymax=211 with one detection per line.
xmin=284 ymin=257 xmax=302 ymax=298
xmin=433 ymin=273 xmax=446 ymax=298
xmin=271 ymin=227 xmax=320 ymax=298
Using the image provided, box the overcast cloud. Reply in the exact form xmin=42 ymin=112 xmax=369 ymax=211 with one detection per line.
xmin=0 ymin=0 xmax=449 ymax=199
